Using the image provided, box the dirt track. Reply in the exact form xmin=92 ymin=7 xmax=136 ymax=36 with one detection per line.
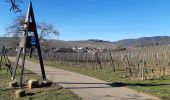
xmin=9 ymin=57 xmax=161 ymax=100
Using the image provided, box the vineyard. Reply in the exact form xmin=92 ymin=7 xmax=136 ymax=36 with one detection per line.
xmin=28 ymin=45 xmax=170 ymax=81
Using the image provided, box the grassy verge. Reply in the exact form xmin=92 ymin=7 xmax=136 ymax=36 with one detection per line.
xmin=28 ymin=58 xmax=170 ymax=100
xmin=0 ymin=64 xmax=81 ymax=100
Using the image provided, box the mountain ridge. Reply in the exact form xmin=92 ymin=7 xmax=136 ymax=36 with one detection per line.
xmin=113 ymin=36 xmax=170 ymax=47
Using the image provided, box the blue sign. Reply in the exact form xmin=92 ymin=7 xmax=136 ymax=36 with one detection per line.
xmin=31 ymin=37 xmax=36 ymax=46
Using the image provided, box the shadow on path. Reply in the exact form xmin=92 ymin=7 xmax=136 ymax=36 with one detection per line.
xmin=108 ymin=82 xmax=170 ymax=87
xmin=57 ymin=81 xmax=170 ymax=89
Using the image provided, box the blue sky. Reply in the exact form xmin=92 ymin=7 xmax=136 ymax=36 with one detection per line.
xmin=1 ymin=0 xmax=170 ymax=42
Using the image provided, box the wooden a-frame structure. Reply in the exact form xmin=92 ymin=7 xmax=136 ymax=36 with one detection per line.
xmin=11 ymin=1 xmax=46 ymax=89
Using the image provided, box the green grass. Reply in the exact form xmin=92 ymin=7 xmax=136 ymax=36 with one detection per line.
xmin=27 ymin=89 xmax=80 ymax=100
xmin=29 ymin=58 xmax=170 ymax=100
xmin=0 ymin=64 xmax=81 ymax=100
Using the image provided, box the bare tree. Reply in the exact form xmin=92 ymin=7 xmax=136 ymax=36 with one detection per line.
xmin=6 ymin=15 xmax=25 ymax=37
xmin=4 ymin=1 xmax=60 ymax=39
xmin=5 ymin=15 xmax=60 ymax=48
xmin=5 ymin=0 xmax=23 ymax=12
xmin=5 ymin=15 xmax=60 ymax=40
xmin=37 ymin=22 xmax=60 ymax=41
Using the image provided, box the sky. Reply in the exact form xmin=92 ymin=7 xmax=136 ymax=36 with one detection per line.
xmin=1 ymin=0 xmax=170 ymax=42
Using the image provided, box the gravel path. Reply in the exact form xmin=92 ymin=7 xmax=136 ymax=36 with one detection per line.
xmin=9 ymin=57 xmax=161 ymax=100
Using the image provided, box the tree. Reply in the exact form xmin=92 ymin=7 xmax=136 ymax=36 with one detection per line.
xmin=5 ymin=0 xmax=23 ymax=12
xmin=5 ymin=15 xmax=60 ymax=48
xmin=6 ymin=15 xmax=25 ymax=37
xmin=37 ymin=22 xmax=60 ymax=49
xmin=37 ymin=22 xmax=59 ymax=41
xmin=6 ymin=15 xmax=59 ymax=40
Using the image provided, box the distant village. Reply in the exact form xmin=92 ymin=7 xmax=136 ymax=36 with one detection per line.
xmin=43 ymin=46 xmax=127 ymax=54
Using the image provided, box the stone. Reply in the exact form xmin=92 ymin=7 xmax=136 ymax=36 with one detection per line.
xmin=41 ymin=80 xmax=52 ymax=87
xmin=28 ymin=79 xmax=39 ymax=89
xmin=15 ymin=89 xmax=25 ymax=98
xmin=9 ymin=81 xmax=18 ymax=88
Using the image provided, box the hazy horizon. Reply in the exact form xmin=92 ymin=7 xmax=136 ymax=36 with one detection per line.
xmin=1 ymin=35 xmax=170 ymax=43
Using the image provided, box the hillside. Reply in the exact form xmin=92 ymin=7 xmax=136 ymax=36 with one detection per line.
xmin=44 ymin=39 xmax=115 ymax=49
xmin=1 ymin=36 xmax=170 ymax=49
xmin=113 ymin=36 xmax=170 ymax=47
xmin=0 ymin=37 xmax=115 ymax=49
xmin=0 ymin=37 xmax=19 ymax=47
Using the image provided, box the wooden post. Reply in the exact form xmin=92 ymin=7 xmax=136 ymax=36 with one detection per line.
xmin=96 ymin=52 xmax=102 ymax=70
xmin=125 ymin=55 xmax=132 ymax=77
xmin=110 ymin=53 xmax=115 ymax=72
